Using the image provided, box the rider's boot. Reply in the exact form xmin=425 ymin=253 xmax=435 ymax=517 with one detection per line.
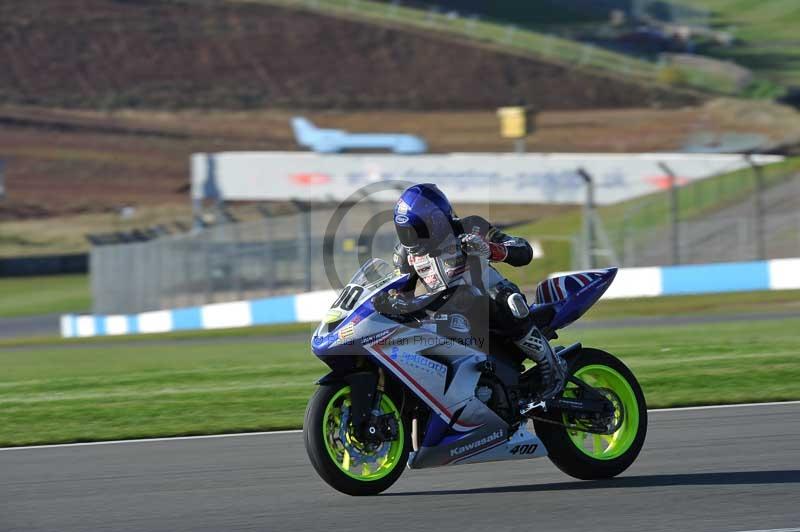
xmin=513 ymin=323 xmax=566 ymax=404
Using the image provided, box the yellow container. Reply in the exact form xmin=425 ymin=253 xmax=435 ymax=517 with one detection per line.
xmin=497 ymin=106 xmax=532 ymax=139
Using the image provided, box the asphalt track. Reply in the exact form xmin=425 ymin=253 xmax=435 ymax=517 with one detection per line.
xmin=2 ymin=403 xmax=799 ymax=532
xmin=0 ymin=314 xmax=59 ymax=339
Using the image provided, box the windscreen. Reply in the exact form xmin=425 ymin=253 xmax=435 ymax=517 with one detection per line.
xmin=319 ymin=258 xmax=397 ymax=332
xmin=347 ymin=258 xmax=395 ymax=291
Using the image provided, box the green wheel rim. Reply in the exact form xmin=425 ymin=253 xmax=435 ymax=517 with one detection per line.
xmin=322 ymin=386 xmax=405 ymax=481
xmin=563 ymin=364 xmax=640 ymax=461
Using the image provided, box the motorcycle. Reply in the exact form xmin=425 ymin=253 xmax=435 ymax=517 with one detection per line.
xmin=304 ymin=257 xmax=647 ymax=496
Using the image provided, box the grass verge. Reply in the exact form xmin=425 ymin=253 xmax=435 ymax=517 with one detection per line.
xmin=1 ymin=316 xmax=798 ymax=447
xmin=584 ymin=288 xmax=800 ymax=321
xmin=0 ymin=274 xmax=90 ymax=318
xmin=670 ymin=0 xmax=800 ymax=87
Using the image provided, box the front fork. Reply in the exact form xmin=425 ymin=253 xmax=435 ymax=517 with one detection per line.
xmin=320 ymin=368 xmax=398 ymax=443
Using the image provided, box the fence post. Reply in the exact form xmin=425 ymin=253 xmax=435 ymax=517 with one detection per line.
xmin=621 ymin=209 xmax=631 ymax=266
xmin=745 ymin=155 xmax=766 ymax=260
xmin=230 ymin=221 xmax=243 ymax=301
xmin=578 ymin=168 xmax=595 ymax=269
xmin=659 ymin=162 xmax=680 ymax=265
xmin=203 ymin=229 xmax=213 ymax=303
xmin=292 ymin=199 xmax=313 ymax=292
xmin=739 ymin=218 xmax=750 ymax=261
xmin=258 ymin=205 xmax=275 ymax=295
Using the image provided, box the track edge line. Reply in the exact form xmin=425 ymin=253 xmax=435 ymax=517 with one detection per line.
xmin=3 ymin=400 xmax=800 ymax=451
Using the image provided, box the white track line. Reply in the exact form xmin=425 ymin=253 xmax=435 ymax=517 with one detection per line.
xmin=1 ymin=400 xmax=799 ymax=452
xmin=650 ymin=400 xmax=800 ymax=413
xmin=0 ymin=430 xmax=302 ymax=451
xmin=731 ymin=528 xmax=800 ymax=532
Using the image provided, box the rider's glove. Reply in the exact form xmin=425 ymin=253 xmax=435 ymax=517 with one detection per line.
xmin=459 ymin=233 xmax=508 ymax=261
xmin=460 ymin=233 xmax=491 ymax=258
xmin=372 ymin=291 xmax=411 ymax=315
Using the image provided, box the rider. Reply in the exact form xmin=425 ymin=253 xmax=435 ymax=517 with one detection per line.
xmin=372 ymin=183 xmax=565 ymax=401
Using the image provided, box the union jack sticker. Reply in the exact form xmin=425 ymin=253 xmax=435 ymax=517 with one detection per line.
xmin=535 ymin=270 xmax=610 ymax=304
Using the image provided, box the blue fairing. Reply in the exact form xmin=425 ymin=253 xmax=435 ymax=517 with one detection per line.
xmin=531 ymin=268 xmax=618 ymax=330
xmin=311 ymin=274 xmax=410 ymax=363
xmin=421 ymin=415 xmax=452 ymax=448
xmin=313 ymin=267 xmax=616 ymax=373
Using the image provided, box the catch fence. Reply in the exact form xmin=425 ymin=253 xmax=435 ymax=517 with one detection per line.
xmin=91 ymin=204 xmax=397 ymax=314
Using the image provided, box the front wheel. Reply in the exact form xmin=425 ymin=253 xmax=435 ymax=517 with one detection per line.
xmin=534 ymin=348 xmax=647 ymax=480
xmin=304 ymin=382 xmax=410 ymax=496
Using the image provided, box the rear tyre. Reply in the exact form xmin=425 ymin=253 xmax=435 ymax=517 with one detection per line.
xmin=304 ymin=382 xmax=410 ymax=496
xmin=534 ymin=348 xmax=647 ymax=480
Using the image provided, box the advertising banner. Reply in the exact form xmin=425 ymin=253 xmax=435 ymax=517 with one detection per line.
xmin=191 ymin=152 xmax=782 ymax=205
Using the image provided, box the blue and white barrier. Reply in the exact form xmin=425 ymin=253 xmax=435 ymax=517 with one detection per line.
xmin=61 ymin=258 xmax=800 ymax=338
xmin=595 ymin=257 xmax=800 ymax=299
xmin=60 ymin=290 xmax=337 ymax=339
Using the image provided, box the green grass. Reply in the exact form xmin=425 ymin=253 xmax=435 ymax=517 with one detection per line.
xmin=0 ymin=340 xmax=325 ymax=446
xmin=558 ymin=318 xmax=800 ymax=408
xmin=671 ymin=0 xmax=800 ymax=87
xmin=0 ymin=274 xmax=90 ymax=318
xmin=585 ymin=288 xmax=800 ymax=321
xmin=1 ymin=315 xmax=799 ymax=447
xmin=0 ymin=321 xmax=316 ymax=349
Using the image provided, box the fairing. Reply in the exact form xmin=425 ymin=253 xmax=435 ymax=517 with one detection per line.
xmin=311 ymin=260 xmax=617 ymax=469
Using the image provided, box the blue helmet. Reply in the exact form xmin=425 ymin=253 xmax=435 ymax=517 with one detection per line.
xmin=393 ymin=184 xmax=456 ymax=256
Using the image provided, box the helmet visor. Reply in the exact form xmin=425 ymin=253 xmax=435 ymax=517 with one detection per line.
xmin=396 ymin=220 xmax=430 ymax=251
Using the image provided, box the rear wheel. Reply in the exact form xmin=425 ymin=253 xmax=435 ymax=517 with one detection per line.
xmin=534 ymin=348 xmax=647 ymax=479
xmin=304 ymin=382 xmax=410 ymax=496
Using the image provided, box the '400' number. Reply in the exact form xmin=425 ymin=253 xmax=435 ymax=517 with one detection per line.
xmin=331 ymin=285 xmax=364 ymax=311
xmin=509 ymin=444 xmax=538 ymax=455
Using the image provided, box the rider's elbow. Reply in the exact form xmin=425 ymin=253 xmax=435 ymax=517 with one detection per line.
xmin=506 ymin=242 xmax=533 ymax=267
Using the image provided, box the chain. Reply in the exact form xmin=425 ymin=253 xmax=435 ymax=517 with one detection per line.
xmin=527 ymin=414 xmax=615 ymax=435
xmin=527 ymin=415 xmax=582 ymax=431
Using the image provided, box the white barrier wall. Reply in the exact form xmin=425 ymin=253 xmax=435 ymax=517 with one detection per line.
xmin=191 ymin=152 xmax=782 ymax=205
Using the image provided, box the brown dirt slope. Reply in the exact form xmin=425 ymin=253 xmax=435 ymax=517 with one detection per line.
xmin=0 ymin=0 xmax=697 ymax=110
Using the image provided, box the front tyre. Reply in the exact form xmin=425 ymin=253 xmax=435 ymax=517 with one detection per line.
xmin=304 ymin=382 xmax=410 ymax=496
xmin=534 ymin=348 xmax=647 ymax=480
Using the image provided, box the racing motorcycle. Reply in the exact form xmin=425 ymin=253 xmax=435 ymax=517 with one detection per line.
xmin=304 ymin=257 xmax=647 ymax=496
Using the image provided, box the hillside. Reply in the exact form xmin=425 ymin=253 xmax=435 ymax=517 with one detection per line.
xmin=675 ymin=0 xmax=800 ymax=87
xmin=392 ymin=0 xmax=800 ymax=90
xmin=0 ymin=0 xmax=697 ymax=111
